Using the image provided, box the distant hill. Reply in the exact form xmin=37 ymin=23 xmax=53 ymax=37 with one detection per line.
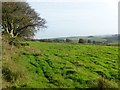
xmin=103 ymin=34 xmax=119 ymax=42
xmin=32 ymin=34 xmax=119 ymax=45
xmin=48 ymin=34 xmax=119 ymax=43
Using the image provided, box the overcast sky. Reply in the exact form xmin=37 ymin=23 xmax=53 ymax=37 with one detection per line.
xmin=27 ymin=0 xmax=119 ymax=39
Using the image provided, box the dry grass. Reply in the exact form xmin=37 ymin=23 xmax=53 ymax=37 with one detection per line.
xmin=90 ymin=76 xmax=118 ymax=89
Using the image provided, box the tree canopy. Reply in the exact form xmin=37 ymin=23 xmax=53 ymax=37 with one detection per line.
xmin=2 ymin=2 xmax=47 ymax=39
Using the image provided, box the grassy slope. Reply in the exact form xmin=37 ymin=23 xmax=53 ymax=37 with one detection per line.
xmin=2 ymin=41 xmax=119 ymax=88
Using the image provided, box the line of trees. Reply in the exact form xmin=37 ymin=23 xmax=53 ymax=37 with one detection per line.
xmin=32 ymin=38 xmax=105 ymax=44
xmin=32 ymin=38 xmax=118 ymax=46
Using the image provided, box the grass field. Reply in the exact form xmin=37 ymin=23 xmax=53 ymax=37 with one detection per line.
xmin=2 ymin=41 xmax=119 ymax=88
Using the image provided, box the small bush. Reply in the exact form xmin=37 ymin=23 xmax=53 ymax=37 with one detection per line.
xmin=66 ymin=38 xmax=72 ymax=43
xmin=9 ymin=37 xmax=21 ymax=47
xmin=79 ymin=38 xmax=86 ymax=43
xmin=88 ymin=40 xmax=91 ymax=43
xmin=20 ymin=43 xmax=29 ymax=46
xmin=90 ymin=77 xmax=118 ymax=88
xmin=2 ymin=67 xmax=18 ymax=82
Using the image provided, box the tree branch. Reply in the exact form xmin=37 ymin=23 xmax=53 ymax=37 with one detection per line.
xmin=15 ymin=24 xmax=37 ymax=36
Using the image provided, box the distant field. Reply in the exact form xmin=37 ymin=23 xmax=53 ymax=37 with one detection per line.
xmin=2 ymin=41 xmax=119 ymax=88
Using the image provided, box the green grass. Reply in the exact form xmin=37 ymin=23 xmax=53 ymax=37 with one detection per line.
xmin=2 ymin=41 xmax=119 ymax=88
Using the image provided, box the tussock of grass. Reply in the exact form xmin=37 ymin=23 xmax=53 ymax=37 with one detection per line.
xmin=90 ymin=76 xmax=118 ymax=88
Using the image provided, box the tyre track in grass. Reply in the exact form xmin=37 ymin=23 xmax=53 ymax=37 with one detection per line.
xmin=33 ymin=56 xmax=62 ymax=87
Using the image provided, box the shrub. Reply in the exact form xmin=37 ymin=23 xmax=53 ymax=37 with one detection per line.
xmin=78 ymin=38 xmax=85 ymax=43
xmin=2 ymin=67 xmax=18 ymax=82
xmin=9 ymin=37 xmax=20 ymax=47
xmin=93 ymin=40 xmax=96 ymax=44
xmin=90 ymin=77 xmax=118 ymax=88
xmin=20 ymin=43 xmax=29 ymax=46
xmin=66 ymin=38 xmax=72 ymax=43
xmin=88 ymin=40 xmax=91 ymax=43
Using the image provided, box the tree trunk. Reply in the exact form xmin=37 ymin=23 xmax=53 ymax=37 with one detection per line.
xmin=10 ymin=29 xmax=14 ymax=37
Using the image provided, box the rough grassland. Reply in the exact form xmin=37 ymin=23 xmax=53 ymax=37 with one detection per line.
xmin=2 ymin=41 xmax=119 ymax=88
